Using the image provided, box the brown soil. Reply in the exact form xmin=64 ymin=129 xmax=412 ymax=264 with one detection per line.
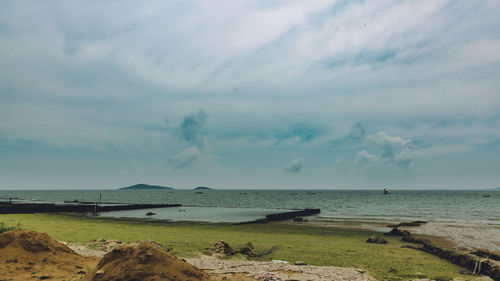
xmin=84 ymin=242 xmax=213 ymax=281
xmin=0 ymin=229 xmax=98 ymax=280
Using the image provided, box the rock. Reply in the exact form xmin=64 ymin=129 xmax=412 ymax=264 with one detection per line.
xmin=235 ymin=241 xmax=257 ymax=257
xmin=39 ymin=276 xmax=50 ymax=280
xmin=293 ymin=216 xmax=303 ymax=222
xmin=366 ymin=236 xmax=388 ymax=244
xmin=384 ymin=228 xmax=411 ymax=237
xmin=402 ymin=236 xmax=430 ymax=244
xmin=295 ymin=261 xmax=307 ymax=265
xmin=213 ymin=240 xmax=233 ymax=256
xmin=145 ymin=212 xmax=156 ymax=216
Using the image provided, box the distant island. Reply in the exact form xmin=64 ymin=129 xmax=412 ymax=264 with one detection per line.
xmin=120 ymin=184 xmax=174 ymax=190
xmin=194 ymin=186 xmax=212 ymax=190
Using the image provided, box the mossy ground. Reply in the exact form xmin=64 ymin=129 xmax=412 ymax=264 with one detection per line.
xmin=0 ymin=214 xmax=483 ymax=281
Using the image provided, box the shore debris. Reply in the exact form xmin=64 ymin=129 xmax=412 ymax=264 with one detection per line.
xmin=87 ymin=239 xmax=122 ymax=252
xmin=212 ymin=240 xmax=233 ymax=257
xmin=236 ymin=241 xmax=258 ymax=257
xmin=366 ymin=236 xmax=388 ymax=244
xmin=0 ymin=229 xmax=92 ymax=281
xmin=84 ymin=242 xmax=212 ymax=281
xmin=255 ymin=271 xmax=283 ymax=281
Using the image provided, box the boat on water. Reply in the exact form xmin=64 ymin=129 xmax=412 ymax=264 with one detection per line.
xmin=383 ymin=188 xmax=391 ymax=195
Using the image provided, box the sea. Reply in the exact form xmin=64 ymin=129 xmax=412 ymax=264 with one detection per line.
xmin=0 ymin=189 xmax=499 ymax=224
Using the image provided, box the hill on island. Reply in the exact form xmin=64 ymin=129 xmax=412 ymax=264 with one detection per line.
xmin=194 ymin=186 xmax=212 ymax=190
xmin=120 ymin=184 xmax=174 ymax=190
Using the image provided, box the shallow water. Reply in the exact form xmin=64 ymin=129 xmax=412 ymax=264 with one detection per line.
xmin=0 ymin=189 xmax=499 ymax=224
xmin=102 ymin=206 xmax=293 ymax=223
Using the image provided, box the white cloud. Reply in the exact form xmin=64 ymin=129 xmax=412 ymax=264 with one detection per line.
xmin=362 ymin=132 xmax=414 ymax=169
xmin=354 ymin=150 xmax=378 ymax=167
xmin=366 ymin=132 xmax=411 ymax=158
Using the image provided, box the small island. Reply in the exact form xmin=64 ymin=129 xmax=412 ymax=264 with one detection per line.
xmin=194 ymin=186 xmax=212 ymax=190
xmin=120 ymin=184 xmax=174 ymax=190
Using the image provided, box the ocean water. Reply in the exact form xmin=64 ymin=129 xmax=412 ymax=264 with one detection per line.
xmin=0 ymin=189 xmax=498 ymax=224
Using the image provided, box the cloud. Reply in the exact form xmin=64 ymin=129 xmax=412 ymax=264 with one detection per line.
xmin=274 ymin=124 xmax=322 ymax=142
xmin=366 ymin=132 xmax=410 ymax=158
xmin=169 ymin=146 xmax=200 ymax=169
xmin=180 ymin=109 xmax=208 ymax=148
xmin=168 ymin=109 xmax=210 ymax=169
xmin=365 ymin=132 xmax=413 ymax=168
xmin=285 ymin=158 xmax=304 ymax=173
xmin=1 ymin=1 xmax=500 ymax=188
xmin=354 ymin=150 xmax=378 ymax=167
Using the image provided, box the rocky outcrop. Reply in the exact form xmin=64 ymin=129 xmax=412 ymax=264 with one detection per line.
xmin=212 ymin=241 xmax=233 ymax=257
xmin=384 ymin=228 xmax=411 ymax=237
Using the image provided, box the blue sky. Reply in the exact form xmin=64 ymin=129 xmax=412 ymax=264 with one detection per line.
xmin=1 ymin=0 xmax=499 ymax=189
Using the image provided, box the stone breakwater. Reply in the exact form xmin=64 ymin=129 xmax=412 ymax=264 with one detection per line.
xmin=0 ymin=202 xmax=182 ymax=214
xmin=235 ymin=208 xmax=321 ymax=224
xmin=387 ymin=228 xmax=500 ymax=281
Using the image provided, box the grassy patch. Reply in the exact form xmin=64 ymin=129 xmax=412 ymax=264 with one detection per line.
xmin=0 ymin=221 xmax=18 ymax=234
xmin=0 ymin=214 xmax=478 ymax=281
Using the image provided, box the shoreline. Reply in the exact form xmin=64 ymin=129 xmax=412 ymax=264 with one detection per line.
xmin=0 ymin=213 xmax=476 ymax=280
xmin=1 ymin=213 xmax=497 ymax=280
xmin=306 ymin=218 xmax=500 ymax=252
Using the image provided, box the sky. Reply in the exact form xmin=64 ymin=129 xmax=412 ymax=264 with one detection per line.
xmin=1 ymin=0 xmax=499 ymax=189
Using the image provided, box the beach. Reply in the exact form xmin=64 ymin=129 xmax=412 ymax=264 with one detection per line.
xmin=1 ymin=212 xmax=498 ymax=280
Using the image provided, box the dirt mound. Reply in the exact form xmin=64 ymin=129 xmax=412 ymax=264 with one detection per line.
xmin=0 ymin=229 xmax=95 ymax=280
xmin=85 ymin=242 xmax=212 ymax=281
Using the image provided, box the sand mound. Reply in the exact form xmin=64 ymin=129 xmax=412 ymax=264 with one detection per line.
xmin=85 ymin=242 xmax=212 ymax=281
xmin=0 ymin=229 xmax=93 ymax=280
